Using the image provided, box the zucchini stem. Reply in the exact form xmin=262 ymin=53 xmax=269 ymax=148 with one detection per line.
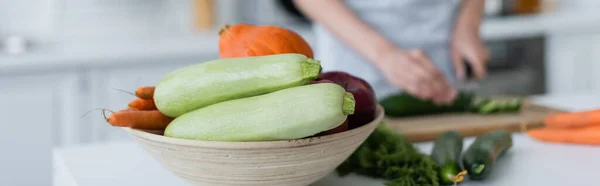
xmin=301 ymin=59 xmax=322 ymax=81
xmin=473 ymin=164 xmax=486 ymax=174
xmin=342 ymin=92 xmax=356 ymax=115
xmin=450 ymin=170 xmax=468 ymax=186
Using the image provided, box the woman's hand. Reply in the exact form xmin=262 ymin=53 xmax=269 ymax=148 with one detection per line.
xmin=452 ymin=28 xmax=489 ymax=80
xmin=377 ymin=48 xmax=457 ymax=104
xmin=452 ymin=0 xmax=489 ymax=80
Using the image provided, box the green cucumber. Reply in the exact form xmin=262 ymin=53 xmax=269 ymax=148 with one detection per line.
xmin=462 ymin=131 xmax=513 ymax=180
xmin=380 ymin=92 xmax=474 ymax=117
xmin=431 ymin=131 xmax=464 ymax=185
xmin=154 ymin=53 xmax=322 ymax=117
xmin=164 ymin=83 xmax=355 ymax=141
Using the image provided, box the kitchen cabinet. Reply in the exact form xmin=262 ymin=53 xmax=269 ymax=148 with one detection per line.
xmin=0 ymin=72 xmax=80 ymax=186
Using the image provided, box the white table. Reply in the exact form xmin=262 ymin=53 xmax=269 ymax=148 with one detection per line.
xmin=53 ymin=94 xmax=600 ymax=186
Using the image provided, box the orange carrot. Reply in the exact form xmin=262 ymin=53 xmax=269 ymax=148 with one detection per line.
xmin=135 ymin=86 xmax=155 ymax=100
xmin=543 ymin=109 xmax=600 ymax=128
xmin=527 ymin=125 xmax=600 ymax=145
xmin=128 ymin=98 xmax=156 ymax=110
xmin=103 ymin=109 xmax=173 ymax=130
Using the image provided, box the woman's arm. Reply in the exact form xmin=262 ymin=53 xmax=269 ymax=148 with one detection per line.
xmin=292 ymin=0 xmax=394 ymax=66
xmin=452 ymin=0 xmax=489 ymax=80
xmin=452 ymin=0 xmax=488 ymax=80
xmin=294 ymin=0 xmax=457 ymax=104
xmin=456 ymin=0 xmax=485 ymax=34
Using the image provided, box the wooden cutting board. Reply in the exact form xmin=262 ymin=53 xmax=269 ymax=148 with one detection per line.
xmin=384 ymin=100 xmax=565 ymax=142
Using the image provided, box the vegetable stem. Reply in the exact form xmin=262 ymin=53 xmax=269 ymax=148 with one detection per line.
xmin=473 ymin=164 xmax=485 ymax=174
xmin=218 ymin=24 xmax=231 ymax=36
xmin=450 ymin=170 xmax=467 ymax=186
xmin=301 ymin=59 xmax=322 ymax=82
xmin=342 ymin=92 xmax=356 ymax=115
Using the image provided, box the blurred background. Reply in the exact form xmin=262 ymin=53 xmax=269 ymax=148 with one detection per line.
xmin=1 ymin=0 xmax=600 ymax=185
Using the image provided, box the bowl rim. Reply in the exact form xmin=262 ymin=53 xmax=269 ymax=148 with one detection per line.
xmin=123 ymin=105 xmax=385 ymax=149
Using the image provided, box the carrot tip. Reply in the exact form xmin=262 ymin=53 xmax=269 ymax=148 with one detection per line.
xmin=101 ymin=109 xmax=116 ymax=122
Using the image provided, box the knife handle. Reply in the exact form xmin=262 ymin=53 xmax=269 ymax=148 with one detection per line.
xmin=464 ymin=59 xmax=475 ymax=80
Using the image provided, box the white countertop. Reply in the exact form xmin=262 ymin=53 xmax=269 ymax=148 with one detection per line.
xmin=5 ymin=10 xmax=600 ymax=75
xmin=52 ymin=93 xmax=600 ymax=186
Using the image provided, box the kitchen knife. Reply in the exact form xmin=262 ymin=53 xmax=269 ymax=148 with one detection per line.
xmin=461 ymin=60 xmax=479 ymax=93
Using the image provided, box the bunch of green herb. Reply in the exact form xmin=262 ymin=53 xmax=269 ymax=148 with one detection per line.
xmin=336 ymin=123 xmax=439 ymax=186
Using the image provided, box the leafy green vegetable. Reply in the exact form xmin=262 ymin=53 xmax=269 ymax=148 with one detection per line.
xmin=336 ymin=123 xmax=439 ymax=186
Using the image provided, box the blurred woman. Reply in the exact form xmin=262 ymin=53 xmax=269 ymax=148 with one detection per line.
xmin=294 ymin=0 xmax=489 ymax=103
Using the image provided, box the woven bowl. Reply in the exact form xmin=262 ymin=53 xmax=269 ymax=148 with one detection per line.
xmin=124 ymin=105 xmax=384 ymax=186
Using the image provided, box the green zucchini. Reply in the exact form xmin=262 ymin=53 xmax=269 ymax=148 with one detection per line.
xmin=154 ymin=53 xmax=322 ymax=117
xmin=379 ymin=92 xmax=475 ymax=117
xmin=164 ymin=83 xmax=355 ymax=141
xmin=462 ymin=131 xmax=513 ymax=180
xmin=431 ymin=131 xmax=464 ymax=185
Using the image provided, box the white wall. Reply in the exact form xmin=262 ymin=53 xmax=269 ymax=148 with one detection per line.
xmin=55 ymin=0 xmax=195 ymax=41
xmin=556 ymin=0 xmax=600 ymax=12
xmin=0 ymin=0 xmax=58 ymax=42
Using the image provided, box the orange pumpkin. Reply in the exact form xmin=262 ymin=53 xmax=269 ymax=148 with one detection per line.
xmin=218 ymin=23 xmax=314 ymax=58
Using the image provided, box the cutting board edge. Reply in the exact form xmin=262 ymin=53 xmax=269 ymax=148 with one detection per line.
xmin=385 ymin=103 xmax=565 ymax=142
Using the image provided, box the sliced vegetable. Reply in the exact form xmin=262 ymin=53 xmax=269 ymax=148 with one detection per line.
xmin=506 ymin=99 xmax=522 ymax=112
xmin=318 ymin=71 xmax=377 ymax=129
xmin=431 ymin=131 xmax=464 ymax=185
xmin=527 ymin=125 xmax=600 ymax=145
xmin=103 ymin=109 xmax=173 ymax=130
xmin=462 ymin=131 xmax=513 ymax=180
xmin=154 ymin=53 xmax=322 ymax=117
xmin=477 ymin=100 xmax=498 ymax=114
xmin=543 ymin=109 xmax=600 ymax=128
xmin=469 ymin=98 xmax=490 ymax=112
xmin=164 ymin=83 xmax=354 ymax=141
xmin=475 ymin=98 xmax=522 ymax=114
